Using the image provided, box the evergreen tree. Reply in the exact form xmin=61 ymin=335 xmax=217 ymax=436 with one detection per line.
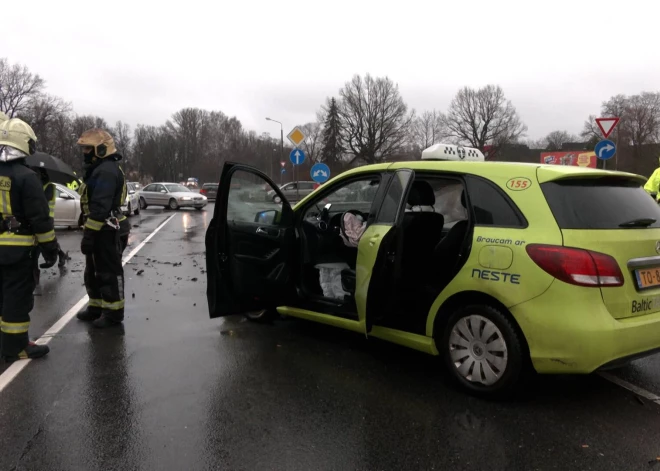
xmin=319 ymin=97 xmax=343 ymax=167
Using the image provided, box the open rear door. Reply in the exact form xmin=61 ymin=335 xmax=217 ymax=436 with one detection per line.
xmin=206 ymin=162 xmax=295 ymax=318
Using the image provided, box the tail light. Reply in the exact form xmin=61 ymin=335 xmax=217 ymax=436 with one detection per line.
xmin=526 ymin=244 xmax=624 ymax=287
xmin=200 ymin=189 xmax=207 ymax=194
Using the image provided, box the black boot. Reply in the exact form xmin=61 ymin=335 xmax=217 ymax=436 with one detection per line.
xmin=92 ymin=314 xmax=122 ymax=329
xmin=4 ymin=342 xmax=50 ymax=363
xmin=77 ymin=308 xmax=101 ymax=322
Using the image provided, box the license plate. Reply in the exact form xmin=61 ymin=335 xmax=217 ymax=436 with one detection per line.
xmin=635 ymin=268 xmax=660 ymax=289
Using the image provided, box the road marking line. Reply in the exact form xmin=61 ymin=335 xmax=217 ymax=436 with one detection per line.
xmin=598 ymin=372 xmax=660 ymax=406
xmin=0 ymin=213 xmax=176 ymax=394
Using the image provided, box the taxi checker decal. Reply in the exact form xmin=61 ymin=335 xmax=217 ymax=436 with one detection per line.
xmin=506 ymin=177 xmax=532 ymax=191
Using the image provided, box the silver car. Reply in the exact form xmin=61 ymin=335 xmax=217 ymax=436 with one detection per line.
xmin=268 ymin=181 xmax=316 ymax=203
xmin=53 ymin=183 xmax=83 ymax=229
xmin=121 ymin=182 xmax=141 ymax=216
xmin=139 ymin=182 xmax=207 ymax=210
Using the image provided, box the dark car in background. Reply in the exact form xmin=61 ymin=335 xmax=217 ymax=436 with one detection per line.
xmin=200 ymin=183 xmax=218 ymax=201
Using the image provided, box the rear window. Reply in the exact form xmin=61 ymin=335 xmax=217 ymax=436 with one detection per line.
xmin=541 ymin=178 xmax=660 ymax=229
xmin=203 ymin=184 xmax=218 ymax=189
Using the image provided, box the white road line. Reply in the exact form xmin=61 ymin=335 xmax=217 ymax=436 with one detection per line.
xmin=598 ymin=372 xmax=660 ymax=406
xmin=0 ymin=213 xmax=176 ymax=394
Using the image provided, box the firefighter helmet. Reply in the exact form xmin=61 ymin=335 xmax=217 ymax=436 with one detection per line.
xmin=77 ymin=128 xmax=117 ymax=158
xmin=0 ymin=118 xmax=38 ymax=161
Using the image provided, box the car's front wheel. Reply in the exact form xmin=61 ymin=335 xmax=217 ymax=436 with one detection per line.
xmin=134 ymin=205 xmax=140 ymax=215
xmin=273 ymin=195 xmax=282 ymax=204
xmin=441 ymin=304 xmax=525 ymax=397
xmin=126 ymin=202 xmax=132 ymax=216
xmin=140 ymin=197 xmax=148 ymax=210
xmin=168 ymin=199 xmax=179 ymax=210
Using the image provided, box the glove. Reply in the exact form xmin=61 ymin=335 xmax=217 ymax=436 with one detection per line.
xmin=81 ymin=229 xmax=95 ymax=255
xmin=39 ymin=241 xmax=59 ymax=269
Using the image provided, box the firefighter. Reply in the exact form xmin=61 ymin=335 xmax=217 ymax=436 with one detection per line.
xmin=644 ymin=156 xmax=660 ymax=202
xmin=30 ymin=166 xmax=67 ymax=287
xmin=75 ymin=129 xmax=130 ymax=328
xmin=0 ymin=118 xmax=58 ymax=362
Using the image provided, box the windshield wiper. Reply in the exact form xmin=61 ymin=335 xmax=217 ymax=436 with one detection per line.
xmin=618 ymin=218 xmax=657 ymax=228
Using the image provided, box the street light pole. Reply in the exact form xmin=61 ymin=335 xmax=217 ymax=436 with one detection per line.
xmin=266 ymin=117 xmax=284 ymax=183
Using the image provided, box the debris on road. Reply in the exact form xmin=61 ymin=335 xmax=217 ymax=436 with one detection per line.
xmin=191 ymin=277 xmax=198 ymax=282
xmin=137 ymin=270 xmax=144 ymax=275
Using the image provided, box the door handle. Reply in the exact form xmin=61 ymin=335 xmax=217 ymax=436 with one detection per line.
xmin=256 ymin=227 xmax=268 ymax=235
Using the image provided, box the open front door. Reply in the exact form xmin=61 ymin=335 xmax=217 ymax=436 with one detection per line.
xmin=206 ymin=162 xmax=295 ymax=318
xmin=358 ymin=169 xmax=415 ymax=332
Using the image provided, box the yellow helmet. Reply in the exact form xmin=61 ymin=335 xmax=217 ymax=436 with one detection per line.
xmin=0 ymin=118 xmax=38 ymax=161
xmin=77 ymin=128 xmax=117 ymax=158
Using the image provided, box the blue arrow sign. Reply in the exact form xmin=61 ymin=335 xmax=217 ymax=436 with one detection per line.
xmin=281 ymin=167 xmax=286 ymax=174
xmin=595 ymin=139 xmax=616 ymax=160
xmin=310 ymin=162 xmax=331 ymax=183
xmin=289 ymin=148 xmax=306 ymax=166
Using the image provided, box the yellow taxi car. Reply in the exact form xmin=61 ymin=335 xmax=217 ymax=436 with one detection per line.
xmin=205 ymin=144 xmax=660 ymax=396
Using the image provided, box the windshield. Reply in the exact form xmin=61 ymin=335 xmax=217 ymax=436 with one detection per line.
xmin=165 ymin=184 xmax=191 ymax=193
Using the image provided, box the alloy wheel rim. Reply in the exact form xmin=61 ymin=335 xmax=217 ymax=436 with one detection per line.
xmin=448 ymin=315 xmax=508 ymax=386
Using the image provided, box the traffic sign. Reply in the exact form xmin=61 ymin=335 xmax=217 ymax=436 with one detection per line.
xmin=595 ymin=139 xmax=616 ymax=160
xmin=310 ymin=163 xmax=331 ymax=183
xmin=289 ymin=148 xmax=306 ymax=166
xmin=280 ymin=161 xmax=286 ymax=168
xmin=287 ymin=127 xmax=306 ymax=147
xmin=281 ymin=167 xmax=286 ymax=174
xmin=596 ymin=117 xmax=620 ymax=139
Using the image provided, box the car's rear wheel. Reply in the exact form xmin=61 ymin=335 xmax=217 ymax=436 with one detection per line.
xmin=441 ymin=304 xmax=524 ymax=397
xmin=273 ymin=195 xmax=282 ymax=204
xmin=245 ymin=309 xmax=277 ymax=323
xmin=168 ymin=198 xmax=179 ymax=210
xmin=140 ymin=197 xmax=148 ymax=209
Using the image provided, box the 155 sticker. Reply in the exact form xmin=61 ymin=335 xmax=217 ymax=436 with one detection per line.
xmin=506 ymin=177 xmax=532 ymax=191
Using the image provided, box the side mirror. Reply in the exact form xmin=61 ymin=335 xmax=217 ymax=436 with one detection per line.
xmin=129 ymin=190 xmax=136 ymax=195
xmin=160 ymin=189 xmax=167 ymax=193
xmin=254 ymin=210 xmax=280 ymax=225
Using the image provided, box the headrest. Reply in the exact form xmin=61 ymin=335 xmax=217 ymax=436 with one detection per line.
xmin=407 ymin=180 xmax=436 ymax=206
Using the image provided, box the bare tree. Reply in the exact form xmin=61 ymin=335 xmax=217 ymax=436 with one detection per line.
xmin=338 ymin=74 xmax=414 ymax=164
xmin=299 ymin=117 xmax=324 ymax=164
xmin=444 ymin=85 xmax=527 ymax=159
xmin=544 ymin=130 xmax=578 ymax=151
xmin=18 ymin=94 xmax=72 ymax=155
xmin=0 ymin=58 xmax=46 ymax=117
xmin=625 ymin=92 xmax=660 ymax=151
xmin=411 ymin=110 xmax=447 ymax=155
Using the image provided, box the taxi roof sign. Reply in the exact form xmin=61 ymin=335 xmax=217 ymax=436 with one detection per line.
xmin=421 ymin=144 xmax=485 ymax=162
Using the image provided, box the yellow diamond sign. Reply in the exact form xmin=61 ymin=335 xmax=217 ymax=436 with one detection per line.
xmin=287 ymin=127 xmax=306 ymax=147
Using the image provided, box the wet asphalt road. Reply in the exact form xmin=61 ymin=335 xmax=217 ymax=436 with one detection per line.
xmin=1 ymin=204 xmax=660 ymax=470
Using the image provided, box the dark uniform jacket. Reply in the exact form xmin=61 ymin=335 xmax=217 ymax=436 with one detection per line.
xmin=0 ymin=161 xmax=56 ymax=264
xmin=80 ymin=155 xmax=129 ymax=235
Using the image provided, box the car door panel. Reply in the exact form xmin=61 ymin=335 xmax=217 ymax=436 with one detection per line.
xmin=206 ymin=162 xmax=295 ymax=318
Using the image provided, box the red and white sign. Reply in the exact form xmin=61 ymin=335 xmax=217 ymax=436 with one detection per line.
xmin=595 ymin=117 xmax=620 ymax=139
xmin=280 ymin=161 xmax=286 ymax=167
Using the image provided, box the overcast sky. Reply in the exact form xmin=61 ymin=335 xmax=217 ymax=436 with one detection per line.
xmin=6 ymin=0 xmax=658 ymax=140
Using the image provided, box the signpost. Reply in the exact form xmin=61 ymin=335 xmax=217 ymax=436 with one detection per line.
xmin=595 ymin=139 xmax=616 ymax=160
xmin=595 ymin=117 xmax=620 ymax=169
xmin=310 ymin=162 xmax=330 ymax=184
xmin=289 ymin=147 xmax=306 ymax=200
xmin=595 ymin=118 xmax=620 ymax=139
xmin=287 ymin=127 xmax=307 ymax=200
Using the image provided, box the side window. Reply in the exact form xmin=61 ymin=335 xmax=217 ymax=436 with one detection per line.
xmin=376 ymin=171 xmax=413 ymax=224
xmin=301 ymin=182 xmax=315 ymax=190
xmin=227 ymin=169 xmax=283 ymax=224
xmin=143 ymin=184 xmax=154 ymax=192
xmin=464 ymin=175 xmax=526 ymax=227
xmin=304 ymin=176 xmax=381 ymax=219
xmin=156 ymin=184 xmax=166 ymax=193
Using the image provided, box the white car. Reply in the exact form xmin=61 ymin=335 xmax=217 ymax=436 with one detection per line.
xmin=53 ymin=183 xmax=83 ymax=229
xmin=121 ymin=182 xmax=141 ymax=216
xmin=139 ymin=182 xmax=208 ymax=210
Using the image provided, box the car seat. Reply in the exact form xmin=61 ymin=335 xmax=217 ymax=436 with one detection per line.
xmin=432 ymin=190 xmax=471 ymax=279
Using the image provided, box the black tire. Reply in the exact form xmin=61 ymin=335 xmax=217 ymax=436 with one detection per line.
xmin=140 ymin=197 xmax=148 ymax=210
xmin=168 ymin=198 xmax=179 ymax=210
xmin=273 ymin=195 xmax=282 ymax=204
xmin=134 ymin=206 xmax=140 ymax=215
xmin=126 ymin=202 xmax=132 ymax=216
xmin=245 ymin=309 xmax=277 ymax=323
xmin=77 ymin=213 xmax=84 ymax=229
xmin=440 ymin=304 xmax=525 ymax=398
xmin=195 ymin=207 xmax=204 ymax=211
